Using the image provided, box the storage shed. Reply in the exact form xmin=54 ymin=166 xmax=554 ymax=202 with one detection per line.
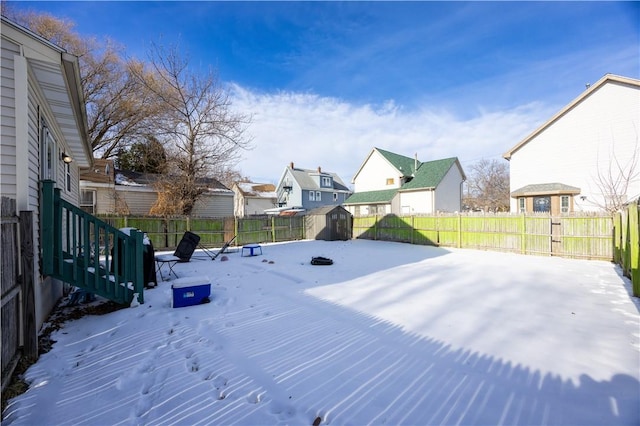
xmin=305 ymin=205 xmax=353 ymax=241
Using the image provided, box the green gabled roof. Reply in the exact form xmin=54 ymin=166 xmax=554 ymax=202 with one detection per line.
xmin=376 ymin=147 xmax=420 ymax=177
xmin=400 ymin=157 xmax=459 ymax=190
xmin=344 ymin=189 xmax=398 ymax=204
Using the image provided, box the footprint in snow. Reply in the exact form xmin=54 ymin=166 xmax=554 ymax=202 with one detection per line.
xmin=246 ymin=390 xmax=265 ymax=404
xmin=270 ymin=401 xmax=296 ymax=420
xmin=186 ymin=357 xmax=200 ymax=373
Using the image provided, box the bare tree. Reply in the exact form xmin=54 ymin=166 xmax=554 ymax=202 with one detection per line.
xmin=138 ymin=43 xmax=252 ymax=216
xmin=464 ymin=158 xmax=510 ymax=212
xmin=7 ymin=9 xmax=159 ymax=157
xmin=591 ymin=141 xmax=639 ymax=214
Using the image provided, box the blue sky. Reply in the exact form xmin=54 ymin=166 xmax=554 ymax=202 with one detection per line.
xmin=10 ymin=1 xmax=640 ymax=184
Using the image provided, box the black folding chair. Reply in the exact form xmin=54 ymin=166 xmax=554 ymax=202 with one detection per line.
xmin=155 ymin=231 xmax=200 ymax=280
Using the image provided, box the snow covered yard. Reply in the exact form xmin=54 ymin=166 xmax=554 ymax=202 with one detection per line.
xmin=3 ymin=239 xmax=639 ymax=425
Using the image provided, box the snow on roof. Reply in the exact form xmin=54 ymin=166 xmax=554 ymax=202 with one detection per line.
xmin=115 ymin=173 xmax=144 ymax=186
xmin=237 ymin=182 xmax=277 ymax=198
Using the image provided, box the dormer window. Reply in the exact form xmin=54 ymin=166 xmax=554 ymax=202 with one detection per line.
xmin=321 ymin=176 xmax=332 ymax=187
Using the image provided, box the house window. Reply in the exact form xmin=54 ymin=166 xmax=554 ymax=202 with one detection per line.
xmin=80 ymin=190 xmax=96 ymax=214
xmin=561 ymin=196 xmax=570 ymax=213
xmin=533 ymin=196 xmax=551 ymax=213
xmin=316 ymin=191 xmax=321 ymax=201
xmin=333 ymin=192 xmax=338 ymax=202
xmin=309 ymin=191 xmax=315 ymax=201
xmin=65 ymin=162 xmax=72 ymax=192
xmin=386 ymin=178 xmax=394 ymax=185
xmin=41 ymin=123 xmax=56 ymax=181
xmin=321 ymin=176 xmax=332 ymax=187
xmin=518 ymin=197 xmax=525 ymax=213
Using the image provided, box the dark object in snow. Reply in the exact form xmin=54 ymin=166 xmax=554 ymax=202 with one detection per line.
xmin=313 ymin=416 xmax=322 ymax=426
xmin=66 ymin=288 xmax=95 ymax=306
xmin=210 ymin=235 xmax=237 ymax=260
xmin=311 ymin=256 xmax=333 ymax=265
xmin=155 ymin=231 xmax=200 ymax=280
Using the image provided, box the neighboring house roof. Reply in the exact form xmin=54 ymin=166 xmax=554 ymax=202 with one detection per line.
xmin=346 ymin=149 xmax=465 ymax=206
xmin=288 ymin=165 xmax=351 ymax=192
xmin=115 ymin=169 xmax=232 ymax=193
xmin=503 ymin=74 xmax=640 ymax=160
xmin=510 ymin=183 xmax=581 ymax=197
xmin=352 ymin=147 xmax=420 ymax=183
xmin=235 ymin=182 xmax=277 ymax=198
xmin=376 ymin=147 xmax=421 ymax=177
xmin=401 ymin=157 xmax=464 ymax=190
xmin=345 ymin=189 xmax=398 ymax=205
xmin=79 ymin=159 xmax=115 ymax=184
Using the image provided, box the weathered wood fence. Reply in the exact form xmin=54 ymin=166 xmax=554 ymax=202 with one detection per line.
xmin=614 ymin=201 xmax=640 ymax=296
xmin=1 ymin=197 xmax=37 ymax=393
xmin=100 ymin=215 xmax=305 ymax=250
xmin=353 ymin=213 xmax=614 ymax=260
xmin=99 ymin=209 xmax=639 ymax=297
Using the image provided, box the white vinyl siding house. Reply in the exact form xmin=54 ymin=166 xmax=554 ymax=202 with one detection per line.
xmin=353 ymin=150 xmax=406 ymax=192
xmin=346 ymin=148 xmax=465 ymax=216
xmin=1 ymin=17 xmax=91 ymax=329
xmin=232 ymin=182 xmax=278 ymax=217
xmin=504 ymin=74 xmax=640 ymax=213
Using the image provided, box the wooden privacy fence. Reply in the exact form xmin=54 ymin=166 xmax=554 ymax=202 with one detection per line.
xmin=1 ymin=197 xmax=37 ymax=393
xmin=353 ymin=213 xmax=614 ymax=261
xmin=614 ymin=201 xmax=640 ymax=296
xmin=102 ymin=215 xmax=305 ymax=250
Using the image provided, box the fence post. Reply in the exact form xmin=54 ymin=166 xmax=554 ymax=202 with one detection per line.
xmin=521 ymin=213 xmax=526 ymax=255
xmin=629 ymin=203 xmax=639 ymax=297
xmin=234 ymin=216 xmax=239 ymax=245
xmin=457 ymin=212 xmax=462 ymax=248
xmin=272 ymin=216 xmax=276 ymax=242
xmin=41 ymin=180 xmax=55 ymax=274
xmin=19 ymin=209 xmax=37 ymax=360
xmin=613 ymin=212 xmax=622 ymax=264
xmin=374 ymin=214 xmax=378 ymax=240
xmin=411 ymin=215 xmax=416 ymax=244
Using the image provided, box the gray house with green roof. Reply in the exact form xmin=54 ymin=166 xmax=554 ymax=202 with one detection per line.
xmin=345 ymin=148 xmax=466 ymax=216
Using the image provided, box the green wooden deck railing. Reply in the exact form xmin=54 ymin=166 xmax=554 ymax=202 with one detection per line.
xmin=41 ymin=180 xmax=144 ymax=305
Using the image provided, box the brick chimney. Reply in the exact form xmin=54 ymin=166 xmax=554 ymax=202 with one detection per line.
xmin=290 ymin=162 xmax=294 ymax=169
xmin=317 ymin=166 xmax=322 ymax=173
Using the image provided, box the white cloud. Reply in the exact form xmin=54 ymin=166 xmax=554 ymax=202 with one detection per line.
xmin=230 ymin=84 xmax=556 ymax=186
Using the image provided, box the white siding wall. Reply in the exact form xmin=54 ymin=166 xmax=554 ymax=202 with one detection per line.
xmin=509 ymin=82 xmax=640 ymax=212
xmin=1 ymin=37 xmax=19 ymax=199
xmin=97 ymin=186 xmax=116 ymax=214
xmin=399 ymin=190 xmax=435 ymax=214
xmin=244 ymin=197 xmax=277 ymax=216
xmin=117 ymin=188 xmax=157 ymax=215
xmin=282 ymin=170 xmax=302 ymax=207
xmin=192 ymin=193 xmax=234 ymax=217
xmin=434 ymin=166 xmax=463 ymax=212
xmin=354 ymin=151 xmax=403 ymax=192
